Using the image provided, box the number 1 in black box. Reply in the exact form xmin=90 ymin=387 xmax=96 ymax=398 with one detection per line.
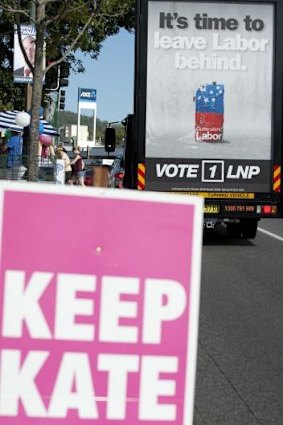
xmin=202 ymin=161 xmax=224 ymax=183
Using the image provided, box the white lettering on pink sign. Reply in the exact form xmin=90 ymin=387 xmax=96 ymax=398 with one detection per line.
xmin=0 ymin=271 xmax=186 ymax=420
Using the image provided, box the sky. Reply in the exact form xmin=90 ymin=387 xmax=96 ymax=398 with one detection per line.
xmin=64 ymin=29 xmax=135 ymax=123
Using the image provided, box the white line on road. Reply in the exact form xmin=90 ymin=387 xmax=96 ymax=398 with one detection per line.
xmin=258 ymin=227 xmax=283 ymax=242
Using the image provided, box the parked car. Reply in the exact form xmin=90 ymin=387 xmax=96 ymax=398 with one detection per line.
xmin=83 ymin=156 xmax=124 ymax=188
xmin=83 ymin=160 xmax=103 ymax=187
xmin=108 ymin=155 xmax=124 ymax=189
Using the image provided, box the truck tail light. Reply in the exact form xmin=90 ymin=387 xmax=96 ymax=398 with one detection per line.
xmin=263 ymin=205 xmax=272 ymax=214
xmin=257 ymin=205 xmax=277 ymax=214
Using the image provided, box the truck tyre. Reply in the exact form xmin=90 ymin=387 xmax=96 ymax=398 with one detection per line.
xmin=227 ymin=219 xmax=258 ymax=239
xmin=226 ymin=223 xmax=242 ymax=238
xmin=240 ymin=218 xmax=258 ymax=239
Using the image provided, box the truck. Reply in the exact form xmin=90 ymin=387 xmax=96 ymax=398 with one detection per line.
xmin=108 ymin=0 xmax=283 ymax=238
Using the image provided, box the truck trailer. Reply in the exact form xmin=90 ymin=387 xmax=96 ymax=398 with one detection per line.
xmin=120 ymin=0 xmax=283 ymax=238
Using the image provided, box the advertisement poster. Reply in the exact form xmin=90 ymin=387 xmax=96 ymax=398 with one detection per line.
xmin=0 ymin=182 xmax=203 ymax=425
xmin=13 ymin=25 xmax=36 ymax=84
xmin=145 ymin=1 xmax=274 ymax=192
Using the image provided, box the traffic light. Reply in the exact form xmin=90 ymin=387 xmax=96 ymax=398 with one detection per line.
xmin=121 ymin=117 xmax=128 ymax=127
xmin=45 ymin=65 xmax=59 ymax=89
xmin=105 ymin=127 xmax=116 ymax=152
xmin=59 ymin=89 xmax=66 ymax=110
xmin=45 ymin=61 xmax=70 ymax=90
xmin=59 ymin=62 xmax=70 ymax=88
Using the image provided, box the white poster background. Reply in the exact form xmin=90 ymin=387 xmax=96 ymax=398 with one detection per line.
xmin=77 ymin=89 xmax=97 ymax=148
xmin=146 ymin=1 xmax=274 ymax=160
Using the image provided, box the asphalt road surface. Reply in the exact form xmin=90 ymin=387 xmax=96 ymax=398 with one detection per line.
xmin=194 ymin=219 xmax=283 ymax=425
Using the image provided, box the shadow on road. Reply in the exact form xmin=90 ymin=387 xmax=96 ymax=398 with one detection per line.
xmin=203 ymin=224 xmax=256 ymax=247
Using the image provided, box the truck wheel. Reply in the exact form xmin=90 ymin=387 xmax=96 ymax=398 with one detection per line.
xmin=240 ymin=219 xmax=258 ymax=239
xmin=226 ymin=223 xmax=242 ymax=238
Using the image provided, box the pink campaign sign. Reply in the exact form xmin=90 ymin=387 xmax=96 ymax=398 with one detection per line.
xmin=0 ymin=182 xmax=203 ymax=425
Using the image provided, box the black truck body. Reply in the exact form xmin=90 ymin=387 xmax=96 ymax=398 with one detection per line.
xmin=123 ymin=0 xmax=283 ymax=238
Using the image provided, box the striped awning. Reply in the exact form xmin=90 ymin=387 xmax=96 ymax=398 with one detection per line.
xmin=0 ymin=111 xmax=59 ymax=136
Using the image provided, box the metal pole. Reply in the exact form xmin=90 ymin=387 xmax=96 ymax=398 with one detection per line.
xmin=26 ymin=0 xmax=36 ymax=109
xmin=23 ymin=1 xmax=36 ymax=156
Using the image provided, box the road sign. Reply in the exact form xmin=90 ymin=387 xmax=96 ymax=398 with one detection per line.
xmin=0 ymin=182 xmax=203 ymax=425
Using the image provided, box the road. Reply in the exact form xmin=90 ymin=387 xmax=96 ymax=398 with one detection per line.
xmin=194 ymin=219 xmax=283 ymax=425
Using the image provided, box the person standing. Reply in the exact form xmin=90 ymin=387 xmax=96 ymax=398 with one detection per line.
xmin=3 ymin=130 xmax=27 ymax=180
xmin=56 ymin=145 xmax=73 ymax=184
xmin=6 ymin=130 xmax=23 ymax=167
xmin=70 ymin=146 xmax=85 ymax=186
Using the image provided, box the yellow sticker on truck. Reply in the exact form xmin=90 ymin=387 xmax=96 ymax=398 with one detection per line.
xmin=174 ymin=192 xmax=255 ymax=199
xmin=204 ymin=205 xmax=220 ymax=213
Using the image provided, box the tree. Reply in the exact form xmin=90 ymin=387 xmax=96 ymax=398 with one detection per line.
xmin=0 ymin=0 xmax=135 ymax=180
xmin=57 ymin=110 xmax=125 ymax=146
xmin=0 ymin=9 xmax=25 ymax=110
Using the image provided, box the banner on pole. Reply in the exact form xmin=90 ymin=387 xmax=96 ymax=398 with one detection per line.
xmin=13 ymin=25 xmax=36 ymax=84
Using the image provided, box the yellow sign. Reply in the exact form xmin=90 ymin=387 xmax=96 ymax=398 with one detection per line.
xmin=172 ymin=192 xmax=255 ymax=199
xmin=204 ymin=205 xmax=220 ymax=213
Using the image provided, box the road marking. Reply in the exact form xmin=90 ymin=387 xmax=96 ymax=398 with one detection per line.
xmin=258 ymin=227 xmax=283 ymax=242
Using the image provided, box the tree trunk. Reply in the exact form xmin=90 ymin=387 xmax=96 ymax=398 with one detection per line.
xmin=27 ymin=1 xmax=46 ymax=182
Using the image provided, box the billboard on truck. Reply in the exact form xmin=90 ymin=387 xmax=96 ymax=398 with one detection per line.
xmin=144 ymin=1 xmax=274 ymax=193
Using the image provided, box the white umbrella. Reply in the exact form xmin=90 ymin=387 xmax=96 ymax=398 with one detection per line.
xmin=0 ymin=111 xmax=59 ymax=136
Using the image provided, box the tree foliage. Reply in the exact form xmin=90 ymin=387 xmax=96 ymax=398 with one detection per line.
xmin=0 ymin=0 xmax=135 ymax=75
xmin=57 ymin=110 xmax=125 ymax=145
xmin=0 ymin=8 xmax=25 ymax=110
xmin=0 ymin=0 xmax=134 ymax=180
xmin=45 ymin=0 xmax=135 ymax=69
